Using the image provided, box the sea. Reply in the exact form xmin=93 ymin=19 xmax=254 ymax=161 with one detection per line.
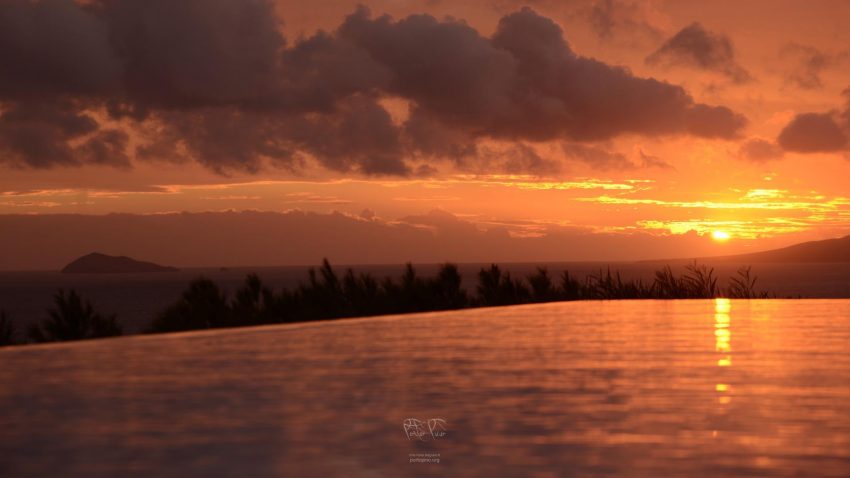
xmin=2 ymin=299 xmax=850 ymax=476
xmin=1 ymin=262 xmax=850 ymax=333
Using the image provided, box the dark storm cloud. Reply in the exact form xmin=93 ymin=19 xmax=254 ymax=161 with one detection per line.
xmin=278 ymin=32 xmax=392 ymax=113
xmin=77 ymin=129 xmax=132 ymax=168
xmin=286 ymin=96 xmax=408 ymax=175
xmin=343 ymin=7 xmax=745 ymax=143
xmin=0 ymin=0 xmax=120 ymax=99
xmin=0 ymin=101 xmax=129 ymax=168
xmin=97 ymin=0 xmax=285 ymax=109
xmin=338 ymin=8 xmax=520 ymax=134
xmin=646 ymin=23 xmax=752 ymax=84
xmin=0 ymin=1 xmax=747 ymax=175
xmin=138 ymin=96 xmax=406 ymax=175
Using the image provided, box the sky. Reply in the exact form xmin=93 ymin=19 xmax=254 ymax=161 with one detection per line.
xmin=2 ymin=0 xmax=850 ymax=267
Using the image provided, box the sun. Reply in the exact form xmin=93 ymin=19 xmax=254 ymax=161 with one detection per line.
xmin=711 ymin=230 xmax=731 ymax=242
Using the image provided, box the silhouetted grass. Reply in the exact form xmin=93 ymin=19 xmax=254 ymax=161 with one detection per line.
xmin=727 ymin=266 xmax=770 ymax=299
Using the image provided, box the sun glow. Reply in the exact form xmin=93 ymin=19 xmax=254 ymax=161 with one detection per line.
xmin=711 ymin=230 xmax=731 ymax=242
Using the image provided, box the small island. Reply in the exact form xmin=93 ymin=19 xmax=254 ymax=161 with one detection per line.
xmin=61 ymin=253 xmax=179 ymax=274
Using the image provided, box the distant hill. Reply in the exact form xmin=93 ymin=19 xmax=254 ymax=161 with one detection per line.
xmin=61 ymin=253 xmax=179 ymax=273
xmin=691 ymin=235 xmax=850 ymax=263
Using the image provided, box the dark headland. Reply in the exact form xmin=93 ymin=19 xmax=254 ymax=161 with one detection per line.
xmin=61 ymin=253 xmax=178 ymax=274
xmin=646 ymin=234 xmax=850 ymax=263
xmin=709 ymin=235 xmax=850 ymax=263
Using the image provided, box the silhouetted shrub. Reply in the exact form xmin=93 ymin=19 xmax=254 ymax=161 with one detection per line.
xmin=149 ymin=278 xmax=231 ymax=332
xmin=28 ymin=290 xmax=121 ymax=343
xmin=0 ymin=310 xmax=17 ymax=346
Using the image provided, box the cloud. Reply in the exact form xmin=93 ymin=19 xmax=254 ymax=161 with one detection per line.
xmin=0 ymin=0 xmax=120 ymax=99
xmin=587 ymin=0 xmax=663 ymax=42
xmin=98 ymin=0 xmax=286 ymax=110
xmin=376 ymin=7 xmax=745 ymax=145
xmin=774 ymin=88 xmax=850 ymax=154
xmin=0 ymin=2 xmax=747 ymax=175
xmin=779 ymin=43 xmax=835 ymax=90
xmin=637 ymin=149 xmax=674 ymax=170
xmin=561 ymin=144 xmax=674 ymax=170
xmin=738 ymin=138 xmax=785 ymax=162
xmin=777 ymin=113 xmax=848 ymax=153
xmin=0 ymin=209 xmax=824 ymax=271
xmin=646 ymin=22 xmax=752 ymax=83
xmin=0 ymin=100 xmax=129 ymax=168
xmin=562 ymin=143 xmax=633 ymax=170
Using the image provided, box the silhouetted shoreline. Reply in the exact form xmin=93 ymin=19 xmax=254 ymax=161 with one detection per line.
xmin=0 ymin=260 xmax=770 ymax=347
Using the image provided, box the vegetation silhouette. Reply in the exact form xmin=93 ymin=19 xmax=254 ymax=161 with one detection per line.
xmin=727 ymin=266 xmax=770 ymax=299
xmin=0 ymin=309 xmax=17 ymax=346
xmin=147 ymin=259 xmax=771 ymax=335
xmin=476 ymin=264 xmax=531 ymax=306
xmin=28 ymin=290 xmax=122 ymax=343
xmin=148 ymin=278 xmax=233 ymax=332
xmin=0 ymin=260 xmax=774 ymax=347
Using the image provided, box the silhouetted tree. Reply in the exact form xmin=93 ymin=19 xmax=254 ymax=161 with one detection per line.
xmin=477 ymin=264 xmax=504 ymax=306
xmin=528 ymin=267 xmax=558 ymax=302
xmin=476 ymin=264 xmax=530 ymax=306
xmin=296 ymin=259 xmax=347 ymax=319
xmin=399 ymin=263 xmax=424 ymax=312
xmin=149 ymin=278 xmax=231 ymax=332
xmin=138 ymin=260 xmax=775 ymax=338
xmin=28 ymin=290 xmax=121 ymax=343
xmin=0 ymin=309 xmax=17 ymax=346
xmin=342 ymin=268 xmax=383 ymax=316
xmin=232 ymin=274 xmax=277 ymax=325
xmin=430 ymin=263 xmax=468 ymax=310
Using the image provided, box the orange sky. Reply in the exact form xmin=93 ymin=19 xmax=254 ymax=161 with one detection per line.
xmin=2 ymin=0 xmax=850 ymax=263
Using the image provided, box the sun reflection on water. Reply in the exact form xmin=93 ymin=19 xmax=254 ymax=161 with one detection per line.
xmin=715 ymin=298 xmax=732 ymax=365
xmin=714 ymin=298 xmax=732 ymax=409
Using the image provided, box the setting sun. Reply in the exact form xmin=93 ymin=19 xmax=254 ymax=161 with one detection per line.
xmin=712 ymin=231 xmax=731 ymax=242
